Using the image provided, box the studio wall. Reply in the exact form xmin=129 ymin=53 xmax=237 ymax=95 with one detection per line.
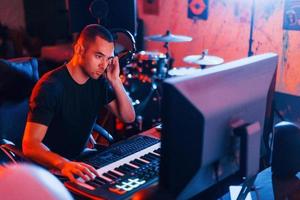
xmin=137 ymin=0 xmax=300 ymax=94
xmin=0 ymin=0 xmax=26 ymax=29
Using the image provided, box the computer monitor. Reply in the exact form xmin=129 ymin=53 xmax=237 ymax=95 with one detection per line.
xmin=159 ymin=53 xmax=278 ymax=199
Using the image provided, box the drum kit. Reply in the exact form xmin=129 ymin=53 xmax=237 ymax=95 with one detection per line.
xmin=115 ymin=30 xmax=224 ymax=132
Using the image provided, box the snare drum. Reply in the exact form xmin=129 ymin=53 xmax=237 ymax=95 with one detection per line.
xmin=134 ymin=51 xmax=167 ymax=78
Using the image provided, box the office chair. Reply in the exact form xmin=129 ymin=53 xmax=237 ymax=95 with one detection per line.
xmin=0 ymin=57 xmax=39 ymax=162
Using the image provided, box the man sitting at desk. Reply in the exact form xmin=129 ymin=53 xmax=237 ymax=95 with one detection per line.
xmin=22 ymin=24 xmax=135 ymax=182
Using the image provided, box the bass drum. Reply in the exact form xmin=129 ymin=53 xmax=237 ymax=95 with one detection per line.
xmin=134 ymin=51 xmax=168 ymax=79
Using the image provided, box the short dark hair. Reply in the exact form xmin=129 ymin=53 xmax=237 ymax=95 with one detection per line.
xmin=78 ymin=24 xmax=114 ymax=45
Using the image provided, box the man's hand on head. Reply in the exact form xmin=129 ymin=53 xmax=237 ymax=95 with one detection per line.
xmin=106 ymin=56 xmax=121 ymax=83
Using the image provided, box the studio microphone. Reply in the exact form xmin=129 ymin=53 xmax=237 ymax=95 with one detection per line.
xmin=89 ymin=0 xmax=109 ymax=24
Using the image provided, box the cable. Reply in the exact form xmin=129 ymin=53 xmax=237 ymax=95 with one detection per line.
xmin=0 ymin=146 xmax=17 ymax=164
xmin=274 ymin=106 xmax=285 ymax=121
xmin=213 ymin=161 xmax=225 ymax=200
xmin=252 ymin=186 xmax=260 ymax=200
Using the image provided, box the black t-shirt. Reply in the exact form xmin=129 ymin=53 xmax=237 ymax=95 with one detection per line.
xmin=27 ymin=65 xmax=115 ymax=159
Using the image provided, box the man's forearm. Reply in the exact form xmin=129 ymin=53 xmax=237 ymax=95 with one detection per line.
xmin=110 ymin=78 xmax=135 ymax=123
xmin=23 ymin=142 xmax=69 ymax=171
xmin=24 ymin=141 xmax=100 ymax=182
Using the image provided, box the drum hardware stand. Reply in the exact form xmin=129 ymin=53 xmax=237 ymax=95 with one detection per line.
xmin=248 ymin=0 xmax=255 ymax=57
xmin=132 ymin=80 xmax=162 ymax=130
xmin=124 ymin=30 xmax=193 ymax=132
xmin=199 ymin=49 xmax=208 ymax=69
xmin=163 ymin=31 xmax=174 ymax=73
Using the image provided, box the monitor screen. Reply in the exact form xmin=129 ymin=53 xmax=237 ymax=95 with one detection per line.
xmin=159 ymin=53 xmax=278 ymax=199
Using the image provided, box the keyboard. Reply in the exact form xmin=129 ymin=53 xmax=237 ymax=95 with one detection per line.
xmin=64 ymin=135 xmax=161 ymax=200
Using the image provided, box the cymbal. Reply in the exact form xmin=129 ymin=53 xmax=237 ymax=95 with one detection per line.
xmin=183 ymin=55 xmax=224 ymax=66
xmin=168 ymin=67 xmax=201 ymax=76
xmin=144 ymin=31 xmax=192 ymax=42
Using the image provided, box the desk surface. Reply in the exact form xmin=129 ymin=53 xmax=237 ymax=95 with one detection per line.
xmin=74 ymin=127 xmax=300 ymax=199
xmin=222 ymin=167 xmax=300 ymax=200
xmin=137 ymin=127 xmax=300 ymax=200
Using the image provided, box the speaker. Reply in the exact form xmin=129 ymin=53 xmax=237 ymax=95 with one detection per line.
xmin=271 ymin=121 xmax=300 ymax=178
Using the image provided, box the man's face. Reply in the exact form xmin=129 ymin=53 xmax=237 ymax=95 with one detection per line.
xmin=79 ymin=36 xmax=114 ymax=79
